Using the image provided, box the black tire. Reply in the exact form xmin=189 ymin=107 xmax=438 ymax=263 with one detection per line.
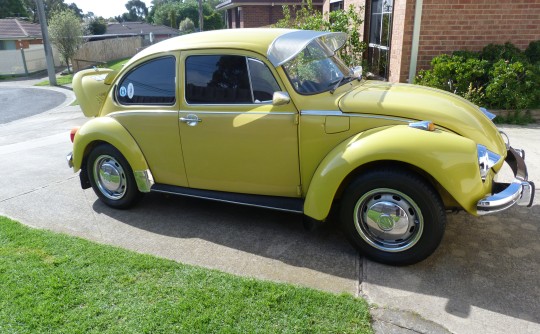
xmin=87 ymin=144 xmax=142 ymax=209
xmin=340 ymin=168 xmax=446 ymax=265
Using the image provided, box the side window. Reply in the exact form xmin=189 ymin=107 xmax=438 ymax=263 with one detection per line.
xmin=117 ymin=56 xmax=176 ymax=105
xmin=185 ymin=55 xmax=251 ymax=104
xmin=247 ymin=58 xmax=280 ymax=102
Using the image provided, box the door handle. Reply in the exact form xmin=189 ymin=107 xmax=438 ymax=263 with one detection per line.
xmin=179 ymin=114 xmax=202 ymax=126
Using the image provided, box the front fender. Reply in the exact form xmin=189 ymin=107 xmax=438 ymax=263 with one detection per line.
xmin=303 ymin=125 xmax=487 ymax=220
xmin=72 ymin=117 xmax=149 ymax=175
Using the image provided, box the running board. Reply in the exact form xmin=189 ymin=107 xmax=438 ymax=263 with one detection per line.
xmin=152 ymin=184 xmax=304 ymax=214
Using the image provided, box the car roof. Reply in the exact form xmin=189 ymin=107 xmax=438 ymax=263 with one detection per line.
xmin=127 ymin=28 xmax=296 ymax=66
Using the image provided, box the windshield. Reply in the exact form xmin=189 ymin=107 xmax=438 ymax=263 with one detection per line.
xmin=282 ymin=39 xmax=352 ymax=95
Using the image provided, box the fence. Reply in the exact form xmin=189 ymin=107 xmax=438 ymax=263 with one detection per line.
xmin=73 ymin=36 xmax=143 ymax=72
xmin=0 ymin=45 xmax=62 ymax=76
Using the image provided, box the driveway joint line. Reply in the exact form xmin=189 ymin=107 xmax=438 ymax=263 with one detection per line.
xmin=0 ymin=176 xmax=78 ymax=203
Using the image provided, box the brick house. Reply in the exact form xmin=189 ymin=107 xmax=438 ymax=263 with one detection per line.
xmin=216 ymin=0 xmax=323 ymax=28
xmin=0 ymin=19 xmax=43 ymax=50
xmin=326 ymin=0 xmax=540 ymax=83
xmin=217 ymin=0 xmax=540 ymax=83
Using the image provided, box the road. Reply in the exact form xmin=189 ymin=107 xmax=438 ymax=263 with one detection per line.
xmin=0 ymin=87 xmax=67 ymax=124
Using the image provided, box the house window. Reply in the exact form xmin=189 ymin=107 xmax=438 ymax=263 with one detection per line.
xmin=329 ymin=0 xmax=344 ymax=12
xmin=368 ymin=0 xmax=393 ymax=79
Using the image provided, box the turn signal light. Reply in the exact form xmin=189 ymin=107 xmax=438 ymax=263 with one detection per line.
xmin=409 ymin=121 xmax=435 ymax=131
xmin=70 ymin=127 xmax=80 ymax=143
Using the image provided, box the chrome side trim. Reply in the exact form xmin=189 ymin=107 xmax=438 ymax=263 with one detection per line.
xmin=179 ymin=110 xmax=296 ymax=115
xmin=109 ymin=110 xmax=178 ymax=118
xmin=134 ymin=169 xmax=155 ymax=193
xmin=301 ymin=110 xmax=343 ymax=116
xmin=300 ymin=110 xmax=411 ymax=123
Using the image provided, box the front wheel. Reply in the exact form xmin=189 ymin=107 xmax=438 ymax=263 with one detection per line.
xmin=87 ymin=144 xmax=142 ymax=209
xmin=340 ymin=168 xmax=446 ymax=265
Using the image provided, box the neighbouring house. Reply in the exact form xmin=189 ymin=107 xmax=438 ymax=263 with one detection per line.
xmin=216 ymin=0 xmax=323 ymax=29
xmin=93 ymin=22 xmax=181 ymax=44
xmin=217 ymin=0 xmax=540 ymax=83
xmin=0 ymin=18 xmax=42 ymax=50
xmin=0 ymin=18 xmax=61 ymax=75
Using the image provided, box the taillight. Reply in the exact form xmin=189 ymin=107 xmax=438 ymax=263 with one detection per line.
xmin=70 ymin=127 xmax=80 ymax=143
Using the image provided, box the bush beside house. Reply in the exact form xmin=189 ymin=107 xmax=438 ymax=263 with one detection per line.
xmin=415 ymin=41 xmax=540 ymax=123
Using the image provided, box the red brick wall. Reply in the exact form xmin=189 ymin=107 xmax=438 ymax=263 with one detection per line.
xmin=417 ymin=0 xmax=540 ymax=72
xmin=241 ymin=5 xmax=287 ymax=27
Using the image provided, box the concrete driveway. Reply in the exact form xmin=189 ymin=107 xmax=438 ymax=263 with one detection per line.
xmin=0 ymin=82 xmax=538 ymax=334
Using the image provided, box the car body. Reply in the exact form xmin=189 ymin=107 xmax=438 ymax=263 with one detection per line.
xmin=68 ymin=28 xmax=534 ymax=265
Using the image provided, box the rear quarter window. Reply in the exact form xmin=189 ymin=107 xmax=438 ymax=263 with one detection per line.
xmin=116 ymin=56 xmax=176 ymax=105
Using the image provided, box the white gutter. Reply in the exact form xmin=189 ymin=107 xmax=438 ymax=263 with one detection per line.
xmin=408 ymin=0 xmax=423 ymax=83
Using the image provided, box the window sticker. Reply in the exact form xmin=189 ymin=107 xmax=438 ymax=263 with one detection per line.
xmin=127 ymin=83 xmax=134 ymax=99
xmin=119 ymin=86 xmax=127 ymax=97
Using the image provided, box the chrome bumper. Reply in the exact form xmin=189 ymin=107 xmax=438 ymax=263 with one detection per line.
xmin=67 ymin=152 xmax=73 ymax=168
xmin=477 ymin=147 xmax=535 ymax=215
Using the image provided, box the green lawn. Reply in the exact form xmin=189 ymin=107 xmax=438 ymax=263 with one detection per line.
xmin=0 ymin=217 xmax=372 ymax=333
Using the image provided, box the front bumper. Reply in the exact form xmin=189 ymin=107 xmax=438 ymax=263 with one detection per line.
xmin=477 ymin=147 xmax=535 ymax=215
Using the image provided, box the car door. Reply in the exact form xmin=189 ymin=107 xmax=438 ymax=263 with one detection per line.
xmin=107 ymin=54 xmax=189 ymax=187
xmin=178 ymin=50 xmax=301 ymax=197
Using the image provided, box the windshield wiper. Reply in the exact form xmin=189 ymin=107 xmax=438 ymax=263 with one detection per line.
xmin=330 ymin=75 xmax=351 ymax=94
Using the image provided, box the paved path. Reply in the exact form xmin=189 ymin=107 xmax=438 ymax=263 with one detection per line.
xmin=0 ymin=81 xmax=538 ymax=333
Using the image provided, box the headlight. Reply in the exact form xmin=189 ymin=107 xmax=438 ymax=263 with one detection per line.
xmin=477 ymin=144 xmax=501 ymax=180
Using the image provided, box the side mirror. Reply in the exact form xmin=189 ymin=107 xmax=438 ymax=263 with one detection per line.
xmin=272 ymin=91 xmax=290 ymax=106
xmin=352 ymin=66 xmax=363 ymax=80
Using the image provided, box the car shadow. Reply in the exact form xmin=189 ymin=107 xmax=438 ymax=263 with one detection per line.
xmin=93 ymin=193 xmax=539 ymax=324
xmin=363 ymin=202 xmax=540 ymax=324
xmin=92 ymin=192 xmax=358 ymax=281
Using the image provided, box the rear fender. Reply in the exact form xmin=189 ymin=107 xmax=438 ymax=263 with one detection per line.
xmin=303 ymin=125 xmax=485 ymax=220
xmin=72 ymin=117 xmax=152 ymax=191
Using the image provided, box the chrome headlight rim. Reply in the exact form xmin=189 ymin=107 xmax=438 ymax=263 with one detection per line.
xmin=477 ymin=144 xmax=502 ymax=180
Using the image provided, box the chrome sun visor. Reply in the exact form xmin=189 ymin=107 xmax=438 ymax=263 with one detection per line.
xmin=267 ymin=30 xmax=348 ymax=67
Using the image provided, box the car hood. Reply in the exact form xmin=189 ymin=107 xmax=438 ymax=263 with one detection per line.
xmin=338 ymin=80 xmax=506 ymax=154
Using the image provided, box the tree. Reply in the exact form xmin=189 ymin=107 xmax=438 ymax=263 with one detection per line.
xmin=153 ymin=1 xmax=223 ymax=30
xmin=67 ymin=2 xmax=83 ymax=19
xmin=0 ymin=0 xmax=28 ymax=18
xmin=87 ymin=17 xmax=107 ymax=35
xmin=48 ymin=10 xmax=83 ymax=73
xmin=178 ymin=17 xmax=194 ymax=34
xmin=116 ymin=0 xmax=148 ymax=22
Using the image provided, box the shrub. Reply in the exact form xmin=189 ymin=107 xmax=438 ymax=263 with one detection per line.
xmin=525 ymin=40 xmax=540 ymax=64
xmin=481 ymin=42 xmax=528 ymax=64
xmin=485 ymin=60 xmax=540 ymax=110
xmin=416 ymin=41 xmax=540 ymax=112
xmin=415 ymin=54 xmax=488 ymax=105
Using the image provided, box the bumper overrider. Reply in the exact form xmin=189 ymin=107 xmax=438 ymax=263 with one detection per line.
xmin=477 ymin=147 xmax=535 ymax=215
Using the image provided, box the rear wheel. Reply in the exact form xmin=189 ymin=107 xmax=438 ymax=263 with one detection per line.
xmin=87 ymin=144 xmax=142 ymax=209
xmin=340 ymin=168 xmax=446 ymax=265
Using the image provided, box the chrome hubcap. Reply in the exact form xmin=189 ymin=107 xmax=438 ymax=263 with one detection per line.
xmin=93 ymin=155 xmax=127 ymax=200
xmin=354 ymin=188 xmax=423 ymax=252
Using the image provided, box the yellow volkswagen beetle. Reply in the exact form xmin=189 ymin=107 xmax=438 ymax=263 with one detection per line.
xmin=68 ymin=28 xmax=534 ymax=265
